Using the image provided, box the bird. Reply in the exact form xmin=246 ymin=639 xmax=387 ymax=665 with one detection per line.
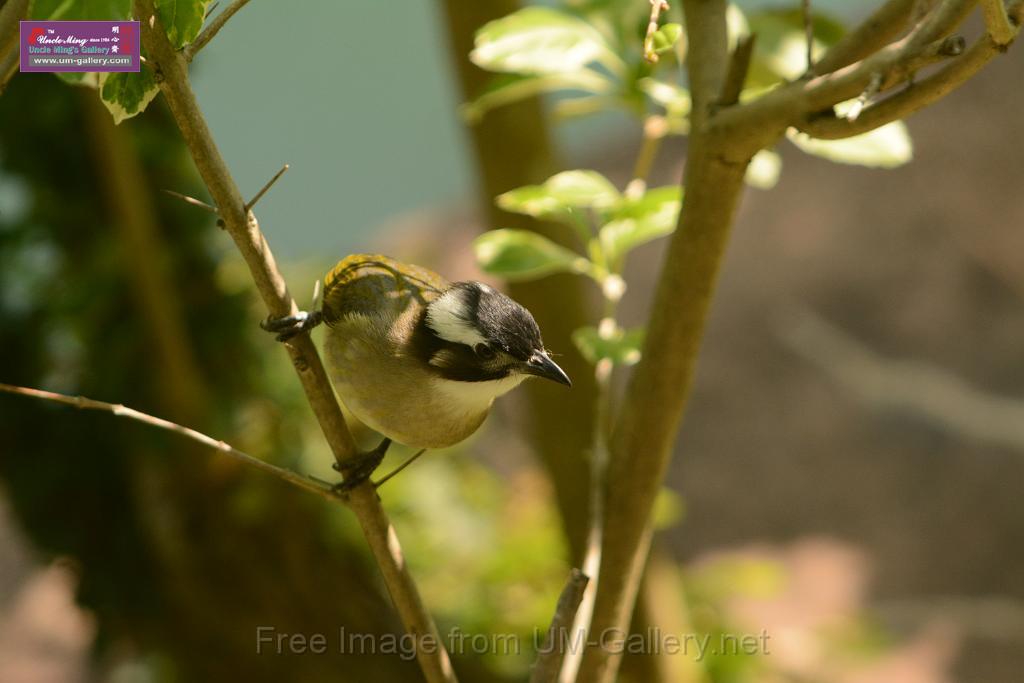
xmin=262 ymin=254 xmax=570 ymax=487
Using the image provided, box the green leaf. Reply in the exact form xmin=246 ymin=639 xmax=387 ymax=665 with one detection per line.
xmin=462 ymin=71 xmax=613 ymax=123
xmin=155 ymin=0 xmax=211 ymax=49
xmin=470 ymin=7 xmax=617 ymax=75
xmin=651 ymin=23 xmax=682 ymax=54
xmin=475 ymin=229 xmax=592 ymax=282
xmin=744 ymin=149 xmax=782 ymax=189
xmin=498 ymin=170 xmax=621 ymax=218
xmin=598 ymin=186 xmax=681 ymax=262
xmin=99 ymin=70 xmax=160 ymax=124
xmin=786 ymin=121 xmax=913 ymax=168
xmin=572 ymin=325 xmax=645 ymax=365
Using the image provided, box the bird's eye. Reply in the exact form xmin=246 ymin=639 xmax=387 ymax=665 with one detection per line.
xmin=474 ymin=344 xmax=496 ymax=361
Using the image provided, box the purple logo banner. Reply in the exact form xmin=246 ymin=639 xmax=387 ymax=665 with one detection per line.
xmin=20 ymin=21 xmax=140 ymax=73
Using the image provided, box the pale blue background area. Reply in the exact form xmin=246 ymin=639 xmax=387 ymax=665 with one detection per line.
xmin=188 ymin=0 xmax=860 ymax=260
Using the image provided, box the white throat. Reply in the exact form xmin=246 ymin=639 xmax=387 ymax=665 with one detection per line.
xmin=431 ymin=373 xmax=527 ymax=417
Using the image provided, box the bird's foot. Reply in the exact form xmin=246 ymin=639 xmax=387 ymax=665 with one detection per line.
xmin=260 ymin=310 xmax=323 ymax=341
xmin=331 ymin=438 xmax=390 ymax=494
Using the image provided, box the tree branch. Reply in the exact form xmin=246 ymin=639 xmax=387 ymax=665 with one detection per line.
xmin=797 ymin=9 xmax=1020 ymax=139
xmin=529 ymin=569 xmax=589 ymax=683
xmin=576 ymin=2 xmax=747 ymax=682
xmin=0 ymin=383 xmax=338 ymax=501
xmin=981 ymin=0 xmax=1017 ymax=45
xmin=134 ymin=2 xmax=456 ymax=681
xmin=184 ymin=0 xmax=252 ymax=61
xmin=710 ymin=0 xmax=980 ymax=152
xmin=815 ymin=0 xmax=918 ymax=74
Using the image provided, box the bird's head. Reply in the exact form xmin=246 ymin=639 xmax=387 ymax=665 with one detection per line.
xmin=416 ymin=282 xmax=571 ymax=387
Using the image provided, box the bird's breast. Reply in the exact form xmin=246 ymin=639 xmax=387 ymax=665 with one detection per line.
xmin=323 ymin=316 xmax=520 ymax=449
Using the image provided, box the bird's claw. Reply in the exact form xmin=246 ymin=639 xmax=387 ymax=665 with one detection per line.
xmin=260 ymin=310 xmax=323 ymax=341
xmin=330 ymin=439 xmax=390 ymax=493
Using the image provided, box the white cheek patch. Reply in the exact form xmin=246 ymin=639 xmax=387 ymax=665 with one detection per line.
xmin=426 ymin=290 xmax=487 ymax=347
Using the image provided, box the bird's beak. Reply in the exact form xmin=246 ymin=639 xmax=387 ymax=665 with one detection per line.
xmin=524 ymin=351 xmax=572 ymax=387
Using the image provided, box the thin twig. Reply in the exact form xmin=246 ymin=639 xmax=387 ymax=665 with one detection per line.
xmin=135 ymin=2 xmax=457 ymax=681
xmin=797 ymin=22 xmax=1015 ymax=139
xmin=845 ymin=71 xmax=883 ymax=121
xmin=802 ymin=0 xmax=815 ymax=74
xmin=530 ymin=569 xmax=589 ymax=683
xmin=981 ymin=0 xmax=1016 ymax=45
xmin=710 ymin=0 xmax=985 ymax=151
xmin=643 ymin=0 xmax=671 ymax=63
xmin=245 ymin=163 xmax=289 ymax=211
xmin=162 ymin=188 xmax=219 ymax=213
xmin=717 ymin=34 xmax=756 ymax=107
xmin=185 ymin=0 xmax=252 ymax=61
xmin=625 ymin=115 xmax=668 ymax=197
xmin=0 ymin=383 xmax=338 ymax=501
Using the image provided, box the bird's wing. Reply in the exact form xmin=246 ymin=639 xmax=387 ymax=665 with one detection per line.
xmin=321 ymin=254 xmax=448 ymax=324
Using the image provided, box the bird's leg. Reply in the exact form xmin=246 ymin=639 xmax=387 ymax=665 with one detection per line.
xmin=331 ymin=438 xmax=390 ymax=493
xmin=260 ymin=310 xmax=323 ymax=342
xmin=372 ymin=448 xmax=427 ymax=490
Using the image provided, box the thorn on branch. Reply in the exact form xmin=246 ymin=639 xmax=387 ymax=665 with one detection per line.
xmin=529 ymin=568 xmax=589 ymax=683
xmin=643 ymin=0 xmax=670 ymax=64
xmin=185 ymin=0 xmax=253 ymax=62
xmin=245 ymin=163 xmax=290 ymax=212
xmin=162 ymin=188 xmax=218 ymax=213
xmin=717 ymin=34 xmax=756 ymax=107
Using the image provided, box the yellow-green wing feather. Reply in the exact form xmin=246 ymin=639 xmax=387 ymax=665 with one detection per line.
xmin=321 ymin=254 xmax=447 ymax=324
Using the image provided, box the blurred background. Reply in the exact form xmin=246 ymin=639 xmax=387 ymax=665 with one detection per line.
xmin=1 ymin=1 xmax=1022 ymax=681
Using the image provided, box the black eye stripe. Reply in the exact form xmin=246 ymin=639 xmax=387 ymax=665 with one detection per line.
xmin=474 ymin=343 xmax=496 ymax=360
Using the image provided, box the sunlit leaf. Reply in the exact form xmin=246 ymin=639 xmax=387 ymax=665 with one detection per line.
xmin=471 ymin=7 xmax=619 ymax=75
xmin=475 ymin=229 xmax=592 ymax=282
xmin=787 ymin=122 xmax=913 ymax=168
xmin=745 ymin=149 xmax=782 ymax=189
xmin=155 ymin=0 xmax=212 ymax=49
xmin=598 ymin=186 xmax=681 ymax=262
xmin=498 ymin=170 xmax=621 ymax=218
xmin=99 ymin=70 xmax=160 ymax=124
xmin=462 ymin=71 xmax=613 ymax=123
xmin=572 ymin=325 xmax=645 ymax=365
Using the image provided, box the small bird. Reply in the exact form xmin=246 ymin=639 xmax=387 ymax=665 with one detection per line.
xmin=263 ymin=254 xmax=570 ymax=485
